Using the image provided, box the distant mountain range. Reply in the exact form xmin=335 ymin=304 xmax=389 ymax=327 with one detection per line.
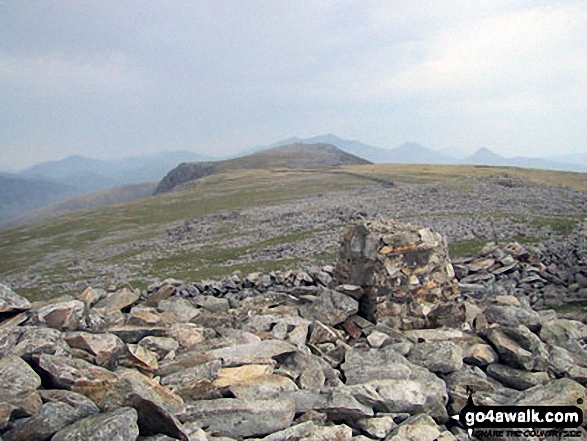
xmin=254 ymin=134 xmax=587 ymax=172
xmin=2 ymin=135 xmax=585 ymax=228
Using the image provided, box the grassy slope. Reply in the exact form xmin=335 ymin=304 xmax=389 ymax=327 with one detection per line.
xmin=1 ymin=163 xmax=585 ymax=300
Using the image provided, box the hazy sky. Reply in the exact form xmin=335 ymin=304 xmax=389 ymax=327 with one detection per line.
xmin=1 ymin=0 xmax=586 ymax=169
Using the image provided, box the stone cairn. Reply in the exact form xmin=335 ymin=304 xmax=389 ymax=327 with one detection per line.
xmin=0 ymin=220 xmax=586 ymax=440
xmin=335 ymin=220 xmax=464 ymax=330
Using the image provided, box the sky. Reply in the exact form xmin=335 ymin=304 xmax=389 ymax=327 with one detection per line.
xmin=1 ymin=0 xmax=586 ymax=170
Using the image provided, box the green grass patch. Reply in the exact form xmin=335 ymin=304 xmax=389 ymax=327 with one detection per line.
xmin=449 ymin=239 xmax=489 ymax=259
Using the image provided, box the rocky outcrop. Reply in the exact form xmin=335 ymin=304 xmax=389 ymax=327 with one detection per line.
xmin=1 ymin=220 xmax=587 ymax=440
xmin=153 ymin=163 xmax=217 ymax=195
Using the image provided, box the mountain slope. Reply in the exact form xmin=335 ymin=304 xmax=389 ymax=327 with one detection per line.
xmin=463 ymin=148 xmax=587 ymax=172
xmin=1 ymin=182 xmax=157 ymax=229
xmin=0 ymin=175 xmax=80 ymax=223
xmin=154 ymin=142 xmax=371 ymax=194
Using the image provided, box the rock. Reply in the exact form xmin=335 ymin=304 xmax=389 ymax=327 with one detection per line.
xmin=138 ymin=336 xmax=179 ymax=360
xmin=94 ymin=287 xmax=139 ymax=314
xmin=0 ymin=284 xmax=31 ymax=313
xmin=486 ymin=364 xmax=550 ymax=390
xmin=300 ymin=288 xmax=358 ymax=326
xmin=385 ymin=414 xmax=443 ymax=441
xmin=51 ymin=407 xmax=139 ymax=441
xmin=336 ymin=284 xmax=364 ymax=300
xmin=161 ymin=359 xmax=222 ymax=400
xmin=335 ymin=220 xmax=463 ymax=329
xmin=38 ymin=389 xmax=99 ymax=419
xmin=513 ymin=378 xmax=587 ymax=419
xmin=463 ymin=343 xmax=499 ymax=367
xmin=2 ymin=401 xmax=82 ymax=441
xmin=125 ymin=344 xmax=159 ymax=371
xmin=34 ymin=354 xmax=118 ymax=403
xmin=108 ymin=325 xmax=168 ymax=344
xmin=354 ymin=415 xmax=396 ymax=439
xmin=299 ymin=424 xmax=353 ymax=441
xmin=27 ymin=300 xmax=85 ymax=331
xmin=100 ymin=369 xmax=187 ymax=440
xmin=76 ymin=286 xmax=105 ymax=308
xmin=208 ymin=339 xmax=297 ymax=367
xmin=62 ymin=331 xmax=125 ymax=367
xmin=144 ymin=284 xmax=175 ymax=307
xmin=484 ymin=305 xmax=541 ymax=332
xmin=158 ymin=297 xmax=200 ymax=322
xmin=180 ymin=398 xmax=296 ymax=438
xmin=408 ymin=340 xmax=463 ymax=374
xmin=166 ymin=323 xmax=206 ymax=349
xmin=261 ymin=421 xmax=314 ymax=441
xmin=0 ymin=355 xmax=41 ymax=399
xmin=193 ymin=295 xmax=230 ymax=312
xmin=213 ymin=364 xmax=274 ymax=388
xmin=1 ymin=326 xmax=71 ymax=360
xmin=485 ymin=325 xmax=549 ymax=371
xmin=366 ymin=330 xmax=394 ymax=349
xmin=230 ymin=375 xmax=299 ymax=400
xmin=548 ymin=344 xmax=587 ymax=386
xmin=540 ymin=319 xmax=587 ymax=361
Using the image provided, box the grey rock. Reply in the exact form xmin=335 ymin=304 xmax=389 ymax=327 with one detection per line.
xmin=486 ymin=364 xmax=550 ymax=390
xmin=208 ymin=339 xmax=297 ymax=367
xmin=354 ymin=415 xmax=396 ymax=439
xmin=3 ymin=401 xmax=80 ymax=441
xmin=94 ymin=287 xmax=140 ymax=313
xmin=540 ymin=319 xmax=587 ymax=361
xmin=0 ymin=284 xmax=31 ymax=313
xmin=62 ymin=331 xmax=125 ymax=367
xmin=262 ymin=421 xmax=314 ymax=441
xmin=408 ymin=340 xmax=463 ymax=374
xmin=300 ymin=288 xmax=358 ymax=326
xmin=485 ymin=325 xmax=549 ymax=371
xmin=2 ymin=326 xmax=71 ymax=360
xmin=38 ymin=389 xmax=99 ymax=420
xmin=0 ymin=356 xmax=41 ymax=399
xmin=385 ymin=414 xmax=443 ymax=441
xmin=463 ymin=343 xmax=499 ymax=367
xmin=484 ymin=305 xmax=541 ymax=332
xmin=180 ymin=398 xmax=296 ymax=438
xmin=548 ymin=344 xmax=587 ymax=386
xmin=26 ymin=300 xmax=85 ymax=331
xmin=138 ymin=336 xmax=179 ymax=360
xmin=299 ymin=424 xmax=353 ymax=441
xmin=51 ymin=407 xmax=140 ymax=441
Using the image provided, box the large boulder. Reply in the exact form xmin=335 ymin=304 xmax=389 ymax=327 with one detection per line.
xmin=335 ymin=220 xmax=463 ymax=329
xmin=0 ymin=284 xmax=31 ymax=314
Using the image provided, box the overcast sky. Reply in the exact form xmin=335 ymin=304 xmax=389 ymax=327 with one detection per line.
xmin=1 ymin=0 xmax=586 ymax=169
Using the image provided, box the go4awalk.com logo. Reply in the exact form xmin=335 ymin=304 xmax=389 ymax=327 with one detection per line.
xmin=452 ymin=395 xmax=584 ymax=439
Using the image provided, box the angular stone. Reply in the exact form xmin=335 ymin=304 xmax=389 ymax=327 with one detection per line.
xmin=94 ymin=287 xmax=139 ymax=314
xmin=108 ymin=325 xmax=168 ymax=344
xmin=299 ymin=424 xmax=353 ymax=441
xmin=486 ymin=364 xmax=550 ymax=390
xmin=38 ymin=389 xmax=99 ymax=420
xmin=100 ymin=369 xmax=186 ymax=440
xmin=158 ymin=297 xmax=200 ymax=322
xmin=354 ymin=415 xmax=396 ymax=439
xmin=0 ymin=284 xmax=31 ymax=313
xmin=230 ymin=374 xmax=299 ymax=400
xmin=262 ymin=421 xmax=314 ymax=441
xmin=2 ymin=326 xmax=71 ymax=360
xmin=548 ymin=344 xmax=587 ymax=386
xmin=463 ymin=343 xmax=499 ymax=367
xmin=161 ymin=359 xmax=222 ymax=400
xmin=540 ymin=319 xmax=587 ymax=361
xmin=408 ymin=340 xmax=463 ymax=374
xmin=300 ymin=288 xmax=358 ymax=326
xmin=34 ymin=354 xmax=118 ymax=403
xmin=166 ymin=323 xmax=206 ymax=349
xmin=0 ymin=355 xmax=41 ymax=399
xmin=484 ymin=305 xmax=541 ymax=332
xmin=51 ymin=407 xmax=139 ymax=441
xmin=514 ymin=378 xmax=587 ymax=420
xmin=76 ymin=286 xmax=105 ymax=308
xmin=180 ymin=398 xmax=296 ymax=438
xmin=193 ymin=295 xmax=230 ymax=312
xmin=208 ymin=339 xmax=297 ymax=367
xmin=386 ymin=414 xmax=442 ymax=441
xmin=366 ymin=330 xmax=393 ymax=348
xmin=144 ymin=284 xmax=175 ymax=307
xmin=342 ymin=346 xmax=416 ymax=385
xmin=28 ymin=300 xmax=85 ymax=331
xmin=138 ymin=336 xmax=179 ymax=360
xmin=485 ymin=325 xmax=549 ymax=371
xmin=125 ymin=343 xmax=159 ymax=371
xmin=3 ymin=401 xmax=82 ymax=441
xmin=63 ymin=332 xmax=125 ymax=367
xmin=213 ymin=364 xmax=274 ymax=388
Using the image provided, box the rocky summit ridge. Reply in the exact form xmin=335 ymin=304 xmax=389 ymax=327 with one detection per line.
xmin=154 ymin=142 xmax=372 ymax=194
xmin=1 ymin=219 xmax=587 ymax=440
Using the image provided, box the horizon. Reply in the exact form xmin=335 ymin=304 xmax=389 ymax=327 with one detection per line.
xmin=3 ymin=135 xmax=583 ymax=173
xmin=1 ymin=1 xmax=586 ymax=170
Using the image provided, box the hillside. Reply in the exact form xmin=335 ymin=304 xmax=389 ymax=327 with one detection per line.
xmin=0 ymin=175 xmax=80 ymax=223
xmin=0 ymin=182 xmax=157 ymax=230
xmin=1 ymin=162 xmax=586 ymax=303
xmin=154 ymin=142 xmax=371 ymax=194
